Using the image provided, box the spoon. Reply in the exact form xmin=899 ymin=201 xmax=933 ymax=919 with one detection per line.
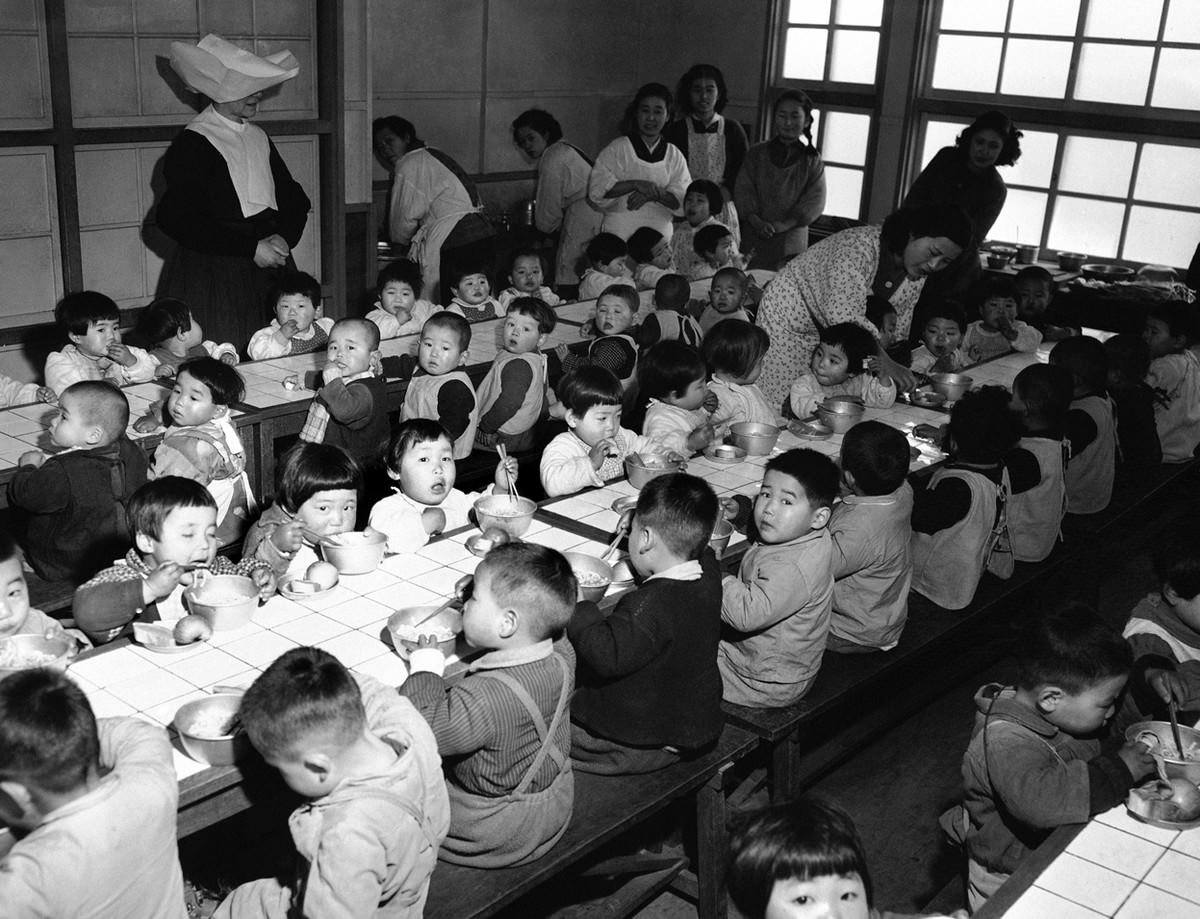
xmin=1168 ymin=698 xmax=1186 ymax=760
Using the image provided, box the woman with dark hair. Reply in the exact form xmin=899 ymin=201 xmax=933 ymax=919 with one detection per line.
xmin=372 ymin=115 xmax=495 ymax=302
xmin=904 ymin=111 xmax=1023 ymax=301
xmin=755 ymin=205 xmax=975 ymax=409
xmin=735 ymin=90 xmax=827 ymax=270
xmin=512 ymin=108 xmax=602 ymax=293
xmin=664 ymin=64 xmax=748 ymax=215
xmin=588 ymin=83 xmax=691 ymax=242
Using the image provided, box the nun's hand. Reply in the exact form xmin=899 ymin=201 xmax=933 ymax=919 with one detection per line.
xmin=254 ymin=237 xmax=289 ymax=269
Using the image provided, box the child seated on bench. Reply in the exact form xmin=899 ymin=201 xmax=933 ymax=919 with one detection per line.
xmin=556 ymin=283 xmax=640 ymax=392
xmin=1006 ymin=364 xmax=1072 ymax=563
xmin=366 ymin=257 xmax=439 ymax=339
xmin=497 ymin=248 xmax=562 ymax=313
xmin=0 ymin=670 xmax=187 ymax=919
xmin=962 ymin=277 xmax=1042 ymax=364
xmin=474 ymin=297 xmax=556 ymax=453
xmin=0 ymin=531 xmax=70 ymax=642
xmin=942 ymin=604 xmax=1154 ymax=911
xmin=578 ymin=232 xmax=632 ymax=301
xmin=401 ymin=543 xmax=577 ymax=867
xmin=393 ymin=311 xmax=478 ymax=460
xmin=719 ymin=448 xmax=839 ymax=708
xmin=1049 ymin=336 xmax=1118 ymax=515
xmin=213 ymin=647 xmax=449 ymax=919
xmin=45 ymin=291 xmax=157 ymax=396
xmin=637 ymin=274 xmax=702 ymax=351
xmin=570 ymin=474 xmax=724 ymax=774
xmin=640 ymin=340 xmax=718 ymax=455
xmin=1143 ymin=300 xmax=1200 ymax=463
xmin=827 ymin=421 xmax=913 ymax=653
xmin=137 ymin=296 xmax=238 ymax=377
xmin=1103 ymin=334 xmax=1162 ymax=484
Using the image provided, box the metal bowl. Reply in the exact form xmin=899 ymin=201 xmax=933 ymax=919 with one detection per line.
xmin=709 ymin=519 xmax=734 ymax=558
xmin=625 ymin=453 xmax=683 ymax=489
xmin=564 ymin=552 xmax=614 ymax=602
xmin=1128 ymin=721 xmax=1200 ymax=784
xmin=388 ymin=605 xmax=462 ymax=659
xmin=789 ymin=420 xmax=833 ymax=441
xmin=988 ymin=245 xmax=1017 ymax=259
xmin=473 ymin=495 xmax=537 ymax=537
xmin=929 ymin=373 xmax=973 ymax=403
xmin=705 ymin=444 xmax=748 ymax=464
xmin=1015 ymin=243 xmax=1040 ymax=264
xmin=610 ymin=559 xmax=636 ymax=590
xmin=729 ymin=422 xmax=781 ymax=456
xmin=174 ymin=693 xmax=249 ymax=766
xmin=911 ymin=389 xmax=947 ymax=409
xmin=0 ymin=633 xmax=76 ymax=680
xmin=1081 ymin=263 xmax=1135 ymax=282
xmin=1057 ymin=251 xmax=1087 ymax=271
xmin=820 ymin=395 xmax=865 ymax=413
xmin=816 ymin=401 xmax=865 ymax=434
xmin=320 ymin=530 xmax=387 ymax=574
xmin=185 ymin=575 xmax=258 ymax=631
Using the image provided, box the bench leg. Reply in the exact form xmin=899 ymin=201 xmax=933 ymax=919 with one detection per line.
xmin=771 ymin=729 xmax=801 ymax=802
xmin=694 ymin=762 xmax=733 ymax=919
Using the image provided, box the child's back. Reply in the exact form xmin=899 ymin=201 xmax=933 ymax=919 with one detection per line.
xmin=1148 ymin=349 xmax=1200 ymax=462
xmin=1104 ymin=334 xmax=1162 ymax=482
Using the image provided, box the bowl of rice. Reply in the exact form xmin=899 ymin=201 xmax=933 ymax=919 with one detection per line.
xmin=0 ymin=633 xmax=76 ymax=681
xmin=625 ymin=452 xmax=684 ymax=489
xmin=564 ymin=552 xmax=614 ymax=602
xmin=173 ymin=693 xmax=249 ymax=766
xmin=185 ymin=575 xmax=259 ymax=631
xmin=388 ymin=606 xmax=462 ymax=659
xmin=1128 ymin=721 xmax=1200 ymax=784
xmin=473 ymin=495 xmax=537 ymax=538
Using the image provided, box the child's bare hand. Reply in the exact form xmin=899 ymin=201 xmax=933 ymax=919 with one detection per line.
xmin=721 ymin=497 xmax=741 ymax=521
xmin=415 ymin=634 xmax=449 ymax=655
xmin=1118 ymin=739 xmax=1158 ymax=781
xmin=686 ymin=423 xmax=716 ymax=452
xmin=277 ymin=320 xmax=300 ymax=341
xmin=270 ymin=520 xmax=306 ymax=554
xmin=36 ymin=386 xmax=57 ymax=405
xmin=555 ymin=343 xmax=571 ymax=361
xmin=219 ymin=351 xmax=239 ymax=366
xmin=580 ymin=319 xmax=595 ymax=338
xmin=866 ymin=355 xmax=882 ymax=374
xmin=18 ymin=450 xmax=45 ymax=468
xmin=144 ymin=561 xmax=185 ymax=601
xmin=589 ymin=439 xmax=618 ymax=469
xmin=494 ymin=458 xmax=519 ymax=492
xmin=1147 ymin=668 xmax=1190 ymax=708
xmin=422 ymin=506 xmax=447 ymax=536
xmin=106 ymin=343 xmax=137 ymax=367
xmin=133 ymin=413 xmax=162 ymax=434
xmin=154 ymin=362 xmax=177 ymax=379
xmin=615 ymin=508 xmax=634 ymax=538
xmin=249 ymin=567 xmax=277 ymax=600
xmin=702 ymin=389 xmax=720 ymax=414
xmin=665 ymin=451 xmax=688 ymax=469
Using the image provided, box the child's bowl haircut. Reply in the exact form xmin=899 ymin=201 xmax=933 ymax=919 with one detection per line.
xmin=1048 ymin=335 xmax=1108 ymax=393
xmin=127 ymin=476 xmax=217 ymax=540
xmin=386 ymin=418 xmax=451 ymax=472
xmin=276 ymin=443 xmax=362 ymax=514
xmin=0 ymin=669 xmax=99 ymax=795
xmin=62 ymin=380 xmax=131 ymax=444
xmin=507 ymin=296 xmax=558 ymax=334
xmin=1016 ymin=602 xmax=1132 ymax=694
xmin=1012 ymin=363 xmax=1072 ymax=423
xmin=137 ymin=297 xmax=193 ymax=345
xmin=634 ymin=473 xmax=719 ymax=560
xmin=654 ymin=274 xmax=691 ymax=311
xmin=1152 ymin=521 xmax=1200 ymax=601
xmin=423 ymin=310 xmax=472 ymax=350
xmin=445 ymin=261 xmax=491 ymax=292
xmin=556 ymin=366 xmax=623 ymax=415
xmin=973 ymin=276 xmax=1020 ymax=309
xmin=817 ymin=322 xmax=877 ymax=375
xmin=585 ymin=232 xmax=627 ymax=266
xmin=1146 ymin=299 xmax=1197 ymax=343
xmin=1014 ymin=265 xmax=1053 ymax=288
xmin=55 ymin=290 xmax=120 ymax=335
xmin=638 ymin=340 xmax=706 ymax=400
xmin=764 ymin=449 xmax=840 ymax=510
xmin=694 ymin=224 xmax=732 ymax=258
xmin=1102 ymin=334 xmax=1150 ymax=383
xmin=376 ymin=257 xmax=423 ymax=297
xmin=598 ymin=283 xmax=639 ymax=314
xmin=840 ymin=421 xmax=909 ymax=496
xmin=702 ymin=319 xmax=770 ymax=379
xmin=178 ymin=356 xmax=246 ymax=405
xmin=686 ymin=179 xmax=723 ymax=217
xmin=712 ymin=266 xmax=748 ymax=293
xmin=481 ymin=543 xmax=577 ymax=640
xmin=946 ymin=387 xmax=1021 ymax=464
xmin=508 ymin=246 xmax=547 ymax=276
xmin=269 ymin=270 xmax=322 ymax=312
xmin=627 ymin=227 xmax=665 ymax=264
xmin=240 ymin=646 xmax=365 ymax=759
xmin=926 ymin=300 xmax=968 ymax=333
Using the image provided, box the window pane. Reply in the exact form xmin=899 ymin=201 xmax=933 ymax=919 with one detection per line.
xmin=1086 ymin=0 xmax=1162 ymax=40
xmin=1000 ymin=39 xmax=1072 ymax=97
xmin=988 ymin=189 xmax=1047 ymax=246
xmin=919 ymin=121 xmax=964 ymax=170
xmin=1059 ymin=136 xmax=1136 ymax=196
xmin=829 ymin=29 xmax=878 ymax=83
xmin=1152 ymin=49 xmax=1200 ymax=110
xmin=821 ymin=111 xmax=871 ymax=165
xmin=823 ymin=166 xmax=864 ymax=219
xmin=1135 ymin=144 xmax=1200 ymax=208
xmin=1075 ymin=44 xmax=1154 ymax=105
xmin=789 ymin=0 xmax=831 ymax=24
xmin=939 ymin=0 xmax=1008 ymax=32
xmin=1010 ymin=0 xmax=1079 ymax=36
xmin=932 ymin=35 xmax=1002 ymax=92
xmin=1004 ymin=130 xmax=1058 ymax=188
xmin=1124 ymin=206 xmax=1200 ymax=266
xmin=1047 ymin=196 xmax=1125 ymax=257
xmin=835 ymin=0 xmax=883 ymax=27
xmin=782 ymin=28 xmax=828 ymax=81
xmin=1165 ymin=0 xmax=1200 ymax=42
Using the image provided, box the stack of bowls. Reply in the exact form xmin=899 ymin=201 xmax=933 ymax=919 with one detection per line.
xmin=815 ymin=398 xmax=865 ymax=434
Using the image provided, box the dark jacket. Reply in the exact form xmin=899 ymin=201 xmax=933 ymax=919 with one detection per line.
xmin=305 ymin=372 xmax=391 ymax=462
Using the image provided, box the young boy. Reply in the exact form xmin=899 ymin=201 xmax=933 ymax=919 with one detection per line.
xmin=474 ymin=297 xmax=556 ymax=452
xmin=295 ymin=317 xmax=390 ymax=463
xmin=44 ymin=291 xmax=157 ymax=396
xmin=1143 ymin=300 xmax=1200 ymax=463
xmin=0 ymin=670 xmax=187 ymax=918
xmin=556 ymin=283 xmax=640 ymax=391
xmin=692 ymin=224 xmax=742 ymax=282
xmin=1122 ymin=523 xmax=1200 ymax=719
xmin=941 ymin=604 xmax=1155 ymax=910
xmin=909 ymin=302 xmax=967 ymax=374
xmin=1015 ymin=265 xmax=1077 ymax=341
xmin=73 ymin=477 xmax=275 ymax=645
xmin=640 ymin=339 xmax=718 ymax=454
xmin=247 ymin=271 xmax=335 ymax=359
xmin=718 ymin=448 xmax=839 ymax=708
xmin=1048 ymin=336 xmax=1118 ymax=514
xmin=540 ymin=366 xmax=668 ymax=497
xmin=827 ymin=421 xmax=913 ymax=653
xmin=143 ymin=357 xmax=255 ymax=546
xmin=401 ymin=542 xmax=577 ymax=867
xmin=497 ymin=248 xmax=562 ymax=313
xmin=136 ymin=297 xmax=238 ymax=377
xmin=0 ymin=531 xmax=69 ymax=641
xmin=366 ymin=257 xmax=440 ymax=339
xmin=626 ymin=227 xmax=675 ymax=291
xmin=446 ymin=264 xmax=501 ymax=323
xmin=570 ymin=474 xmax=725 ymax=774
xmin=213 ymin=647 xmax=449 ymax=919
xmin=368 ymin=419 xmax=517 ymax=554
xmin=962 ymin=278 xmax=1042 ymax=363
xmin=392 ymin=311 xmax=478 ymax=460
xmin=8 ymin=380 xmax=148 ymax=584
xmin=637 ymin=273 xmax=703 ymax=351
xmin=578 ymin=232 xmax=633 ymax=301
xmin=699 ymin=266 xmax=751 ymax=335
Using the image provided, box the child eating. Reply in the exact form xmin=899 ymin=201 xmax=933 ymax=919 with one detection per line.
xmin=213 ymin=647 xmax=449 ymax=918
xmin=1048 ymin=336 xmax=1118 ymax=515
xmin=556 ymin=283 xmax=640 ymax=391
xmin=366 ymin=257 xmax=439 ymax=339
xmin=640 ymin=340 xmax=718 ymax=454
xmin=698 ymin=266 xmax=751 ymax=335
xmin=570 ymin=473 xmax=725 ymax=774
xmin=1143 ymin=300 xmax=1200 ymax=463
xmin=45 ymin=291 xmax=157 ymax=396
xmin=401 ymin=542 xmax=577 ymax=867
xmin=719 ymin=448 xmax=839 ymax=708
xmin=137 ymin=296 xmax=238 ymax=376
xmin=397 ymin=311 xmax=478 ymax=460
xmin=497 ymin=248 xmax=562 ymax=312
xmin=789 ymin=323 xmax=897 ymax=419
xmin=962 ymin=278 xmax=1042 ymax=363
xmin=475 ymin=297 xmax=556 ymax=452
xmin=578 ymin=232 xmax=633 ymax=301
xmin=942 ymin=604 xmax=1154 ymax=910
xmin=446 ymin=263 xmax=501 ymax=323
xmin=368 ymin=419 xmax=517 ymax=554
xmin=702 ymin=318 xmax=777 ymax=432
xmin=0 ymin=670 xmax=188 ymax=918
xmin=540 ymin=366 xmax=670 ymax=497
xmin=909 ymin=302 xmax=967 ymax=374
xmin=247 ymin=271 xmax=335 ymax=359
xmin=73 ymin=477 xmax=275 ymax=645
xmin=9 ymin=380 xmax=148 ymax=584
xmin=627 ymin=226 xmax=676 ymax=290
xmin=638 ymin=273 xmax=702 ymax=351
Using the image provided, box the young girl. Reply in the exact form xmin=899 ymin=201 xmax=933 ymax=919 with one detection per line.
xmin=639 ymin=340 xmax=717 ymax=454
xmin=243 ymin=443 xmax=361 ymax=580
xmin=368 ymin=419 xmax=516 ymax=554
xmin=671 ymin=179 xmax=737 ymax=281
xmin=496 ymin=248 xmax=563 ymax=313
xmin=962 ymin=278 xmax=1042 ymax=364
xmin=1104 ymin=333 xmax=1162 ymax=482
xmin=790 ymin=323 xmax=897 ymax=419
xmin=1143 ymin=300 xmax=1200 ymax=463
xmin=626 ymin=227 xmax=675 ymax=291
xmin=475 ymin=297 xmax=556 ymax=452
xmin=556 ymin=284 xmax=640 ymax=391
xmin=727 ymin=797 xmax=961 ymax=919
xmin=366 ymin=258 xmax=439 ymax=339
xmin=248 ymin=271 xmax=335 ymax=359
xmin=701 ymin=319 xmax=778 ymax=436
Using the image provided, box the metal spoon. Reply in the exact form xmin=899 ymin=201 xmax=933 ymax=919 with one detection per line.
xmin=1168 ymin=698 xmax=1186 ymax=760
